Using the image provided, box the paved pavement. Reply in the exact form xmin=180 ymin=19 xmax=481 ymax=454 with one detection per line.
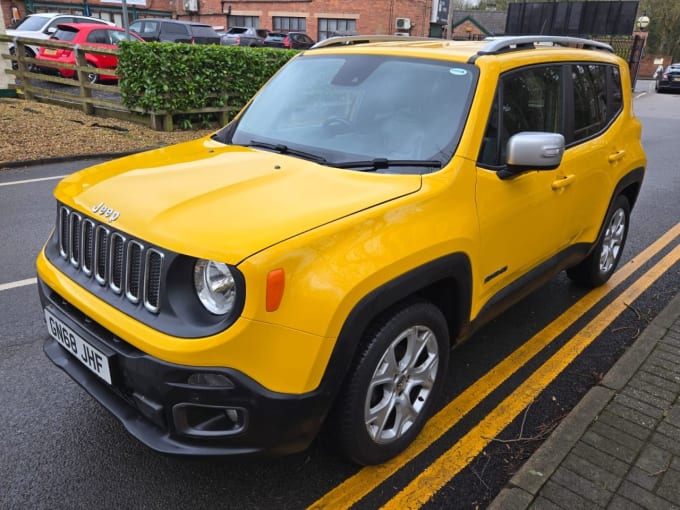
xmin=490 ymin=292 xmax=680 ymax=510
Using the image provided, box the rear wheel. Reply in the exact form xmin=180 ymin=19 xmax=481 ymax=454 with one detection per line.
xmin=328 ymin=301 xmax=449 ymax=465
xmin=86 ymin=63 xmax=99 ymax=84
xmin=567 ymin=194 xmax=630 ymax=287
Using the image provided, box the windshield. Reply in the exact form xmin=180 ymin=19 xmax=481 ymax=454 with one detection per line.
xmin=13 ymin=15 xmax=51 ymax=32
xmin=226 ymin=54 xmax=477 ymax=174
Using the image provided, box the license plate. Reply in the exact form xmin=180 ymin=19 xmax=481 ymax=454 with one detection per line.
xmin=43 ymin=49 xmax=57 ymax=56
xmin=44 ymin=309 xmax=112 ymax=384
xmin=674 ymin=77 xmax=680 ymax=82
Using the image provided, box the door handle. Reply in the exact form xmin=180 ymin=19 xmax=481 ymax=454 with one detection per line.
xmin=551 ymin=174 xmax=575 ymax=190
xmin=608 ymin=150 xmax=626 ymax=163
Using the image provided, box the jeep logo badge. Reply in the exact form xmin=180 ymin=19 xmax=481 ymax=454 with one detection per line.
xmin=92 ymin=201 xmax=120 ymax=223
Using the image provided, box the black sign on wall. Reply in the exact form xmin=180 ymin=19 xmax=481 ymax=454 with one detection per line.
xmin=505 ymin=1 xmax=639 ymax=36
xmin=437 ymin=0 xmax=451 ymax=25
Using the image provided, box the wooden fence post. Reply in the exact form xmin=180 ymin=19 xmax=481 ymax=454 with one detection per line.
xmin=74 ymin=45 xmax=94 ymax=115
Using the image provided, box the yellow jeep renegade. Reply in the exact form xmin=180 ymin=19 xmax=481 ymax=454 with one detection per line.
xmin=37 ymin=35 xmax=646 ymax=465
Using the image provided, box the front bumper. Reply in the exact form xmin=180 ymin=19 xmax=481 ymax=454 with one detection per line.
xmin=39 ymin=278 xmax=332 ymax=457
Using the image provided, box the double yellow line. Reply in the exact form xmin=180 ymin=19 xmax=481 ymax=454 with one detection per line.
xmin=310 ymin=222 xmax=680 ymax=510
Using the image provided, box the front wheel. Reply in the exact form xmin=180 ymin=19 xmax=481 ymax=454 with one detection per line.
xmin=567 ymin=194 xmax=630 ymax=287
xmin=10 ymin=46 xmax=35 ymax=71
xmin=328 ymin=301 xmax=449 ymax=465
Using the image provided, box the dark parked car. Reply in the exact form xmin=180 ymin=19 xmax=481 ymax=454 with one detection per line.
xmin=220 ymin=27 xmax=268 ymax=46
xmin=129 ymin=19 xmax=220 ymax=45
xmin=264 ymin=31 xmax=315 ymax=49
xmin=656 ymin=63 xmax=680 ymax=93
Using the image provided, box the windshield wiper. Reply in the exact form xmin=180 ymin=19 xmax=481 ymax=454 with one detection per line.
xmin=246 ymin=140 xmax=328 ymax=165
xmin=333 ymin=158 xmax=442 ymax=172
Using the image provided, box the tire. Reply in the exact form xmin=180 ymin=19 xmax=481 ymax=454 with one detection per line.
xmin=86 ymin=63 xmax=99 ymax=84
xmin=567 ymin=194 xmax=630 ymax=287
xmin=10 ymin=46 xmax=35 ymax=71
xmin=328 ymin=301 xmax=449 ymax=465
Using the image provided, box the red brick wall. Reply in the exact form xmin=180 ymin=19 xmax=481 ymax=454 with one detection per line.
xmin=638 ymin=54 xmax=672 ymax=79
xmin=187 ymin=0 xmax=433 ymax=39
xmin=0 ymin=0 xmax=433 ymax=37
xmin=0 ymin=0 xmax=23 ymax=28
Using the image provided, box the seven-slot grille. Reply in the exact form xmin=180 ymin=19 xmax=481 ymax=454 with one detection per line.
xmin=57 ymin=205 xmax=164 ymax=313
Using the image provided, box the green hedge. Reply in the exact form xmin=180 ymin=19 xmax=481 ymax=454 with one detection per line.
xmin=117 ymin=42 xmax=297 ymax=116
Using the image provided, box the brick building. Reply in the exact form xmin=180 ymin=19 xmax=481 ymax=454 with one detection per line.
xmin=1 ymin=0 xmax=442 ymax=39
xmin=450 ymin=9 xmax=506 ymax=39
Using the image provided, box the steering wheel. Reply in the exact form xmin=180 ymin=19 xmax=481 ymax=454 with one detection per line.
xmin=323 ymin=116 xmax=353 ymax=134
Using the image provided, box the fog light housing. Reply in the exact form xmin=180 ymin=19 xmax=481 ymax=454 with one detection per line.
xmin=173 ymin=403 xmax=246 ymax=438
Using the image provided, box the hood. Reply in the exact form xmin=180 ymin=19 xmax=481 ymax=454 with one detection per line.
xmin=56 ymin=137 xmax=422 ymax=263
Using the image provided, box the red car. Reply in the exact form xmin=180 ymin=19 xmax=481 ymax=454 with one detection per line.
xmin=36 ymin=23 xmax=144 ymax=83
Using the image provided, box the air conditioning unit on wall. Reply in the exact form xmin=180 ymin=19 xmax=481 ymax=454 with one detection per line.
xmin=184 ymin=0 xmax=198 ymax=12
xmin=395 ymin=17 xmax=411 ymax=30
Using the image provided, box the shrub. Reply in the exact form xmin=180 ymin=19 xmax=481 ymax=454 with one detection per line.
xmin=117 ymin=42 xmax=297 ymax=117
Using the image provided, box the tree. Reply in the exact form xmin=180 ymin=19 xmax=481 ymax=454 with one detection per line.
xmin=477 ymin=0 xmax=509 ymax=10
xmin=640 ymin=0 xmax=680 ymax=61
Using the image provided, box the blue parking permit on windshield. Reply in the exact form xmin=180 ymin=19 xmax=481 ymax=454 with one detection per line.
xmin=450 ymin=69 xmax=468 ymax=76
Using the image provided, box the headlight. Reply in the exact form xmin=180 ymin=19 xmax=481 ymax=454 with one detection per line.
xmin=194 ymin=259 xmax=237 ymax=315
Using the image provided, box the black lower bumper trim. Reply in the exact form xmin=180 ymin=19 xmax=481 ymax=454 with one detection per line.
xmin=39 ymin=278 xmax=333 ymax=457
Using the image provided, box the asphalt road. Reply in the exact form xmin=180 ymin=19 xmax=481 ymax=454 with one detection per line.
xmin=0 ymin=88 xmax=678 ymax=509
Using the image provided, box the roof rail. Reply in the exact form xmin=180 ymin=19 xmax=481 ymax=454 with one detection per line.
xmin=477 ymin=35 xmax=614 ymax=55
xmin=311 ymin=34 xmax=438 ymax=49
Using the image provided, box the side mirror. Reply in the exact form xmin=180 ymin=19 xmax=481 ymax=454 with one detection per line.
xmin=499 ymin=132 xmax=565 ymax=180
xmin=46 ymin=27 xmax=57 ymax=34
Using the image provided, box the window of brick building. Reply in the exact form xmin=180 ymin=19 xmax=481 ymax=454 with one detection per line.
xmin=229 ymin=16 xmax=259 ymax=28
xmin=272 ymin=16 xmax=306 ymax=32
xmin=318 ymin=18 xmax=356 ymax=41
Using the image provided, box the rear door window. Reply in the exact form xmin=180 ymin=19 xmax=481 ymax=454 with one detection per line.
xmin=87 ymin=29 xmax=110 ymax=44
xmin=570 ymin=63 xmax=622 ymax=144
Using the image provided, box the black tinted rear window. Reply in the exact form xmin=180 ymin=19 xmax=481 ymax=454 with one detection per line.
xmin=52 ymin=28 xmax=79 ymax=41
xmin=163 ymin=23 xmax=189 ymax=35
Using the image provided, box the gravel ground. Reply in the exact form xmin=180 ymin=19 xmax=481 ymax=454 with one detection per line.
xmin=0 ymin=98 xmax=214 ymax=168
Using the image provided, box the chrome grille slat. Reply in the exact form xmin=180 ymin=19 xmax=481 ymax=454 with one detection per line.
xmin=109 ymin=233 xmax=126 ymax=294
xmin=94 ymin=225 xmax=109 ymax=285
xmin=144 ymin=250 xmax=163 ymax=313
xmin=69 ymin=213 xmax=82 ymax=268
xmin=125 ymin=241 xmax=143 ymax=303
xmin=58 ymin=206 xmax=69 ymax=259
xmin=81 ymin=219 xmax=95 ymax=276
xmin=57 ymin=206 xmax=163 ymax=314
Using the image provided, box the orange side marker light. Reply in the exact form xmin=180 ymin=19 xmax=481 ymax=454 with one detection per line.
xmin=266 ymin=269 xmax=285 ymax=312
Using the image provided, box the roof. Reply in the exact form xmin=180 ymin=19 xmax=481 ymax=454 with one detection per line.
xmin=453 ymin=10 xmax=507 ymax=36
xmin=310 ymin=36 xmax=616 ymax=64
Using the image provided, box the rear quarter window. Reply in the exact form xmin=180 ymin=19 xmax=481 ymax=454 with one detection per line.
xmin=190 ymin=26 xmax=217 ymax=37
xmin=163 ymin=23 xmax=189 ymax=35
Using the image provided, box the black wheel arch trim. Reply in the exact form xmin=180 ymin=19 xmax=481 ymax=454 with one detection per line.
xmin=614 ymin=166 xmax=645 ymax=211
xmin=317 ymin=253 xmax=472 ymax=402
xmin=580 ymin=166 xmax=644 ymax=261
